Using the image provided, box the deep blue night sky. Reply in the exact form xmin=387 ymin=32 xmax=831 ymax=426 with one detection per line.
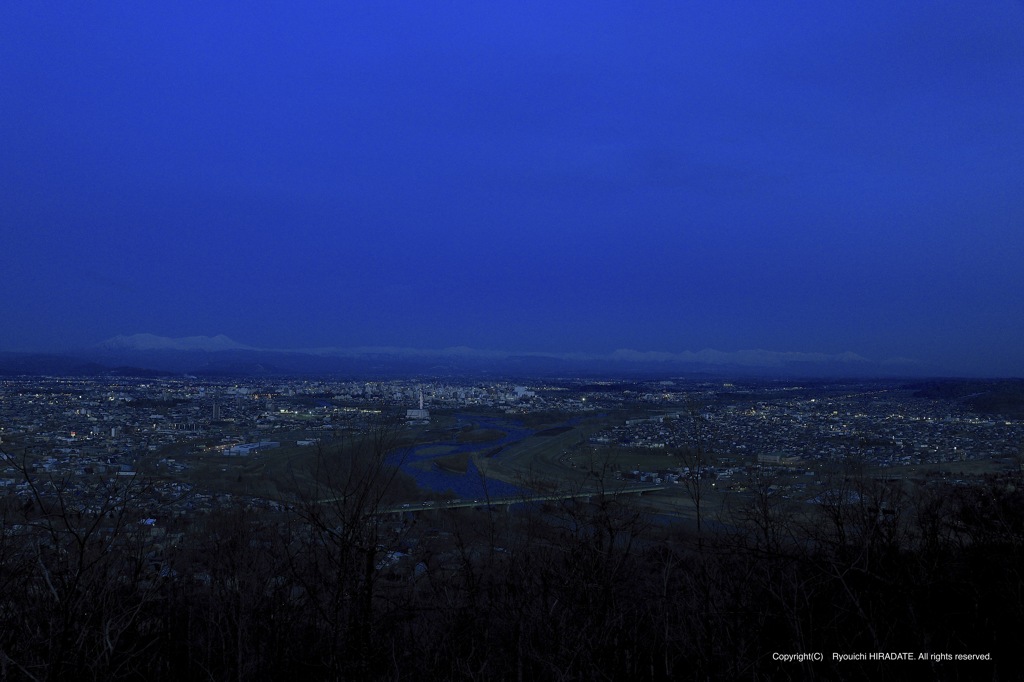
xmin=2 ymin=2 xmax=1023 ymax=376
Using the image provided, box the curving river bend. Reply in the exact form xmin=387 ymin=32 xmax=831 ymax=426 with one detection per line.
xmin=387 ymin=414 xmax=534 ymax=499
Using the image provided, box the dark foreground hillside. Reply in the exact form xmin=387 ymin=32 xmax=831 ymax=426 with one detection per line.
xmin=1 ymin=443 xmax=1021 ymax=681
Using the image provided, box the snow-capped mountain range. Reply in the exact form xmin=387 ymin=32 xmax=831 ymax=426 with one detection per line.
xmin=67 ymin=333 xmax=934 ymax=378
xmin=96 ymin=334 xmax=257 ymax=352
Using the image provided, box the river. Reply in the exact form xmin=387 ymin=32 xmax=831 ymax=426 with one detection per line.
xmin=387 ymin=414 xmax=534 ymax=499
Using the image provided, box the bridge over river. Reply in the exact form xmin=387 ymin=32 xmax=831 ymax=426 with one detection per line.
xmin=316 ymin=482 xmax=666 ymax=514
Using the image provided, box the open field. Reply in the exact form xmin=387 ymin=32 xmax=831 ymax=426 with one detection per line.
xmin=455 ymin=428 xmax=506 ymax=443
xmin=477 ymin=417 xmax=604 ymax=489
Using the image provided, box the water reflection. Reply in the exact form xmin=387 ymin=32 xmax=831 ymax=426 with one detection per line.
xmin=388 ymin=415 xmax=533 ymax=499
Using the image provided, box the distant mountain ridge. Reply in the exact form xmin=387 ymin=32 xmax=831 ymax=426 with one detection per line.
xmin=96 ymin=334 xmax=256 ymax=352
xmin=606 ymin=348 xmax=871 ymax=368
xmin=51 ymin=333 xmax=937 ymax=378
xmin=0 ymin=334 xmax=941 ymax=378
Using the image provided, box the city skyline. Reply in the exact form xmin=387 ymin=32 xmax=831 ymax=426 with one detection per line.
xmin=3 ymin=2 xmax=1023 ymax=377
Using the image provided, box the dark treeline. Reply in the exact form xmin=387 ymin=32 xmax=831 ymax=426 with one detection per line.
xmin=1 ymin=435 xmax=1021 ymax=681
